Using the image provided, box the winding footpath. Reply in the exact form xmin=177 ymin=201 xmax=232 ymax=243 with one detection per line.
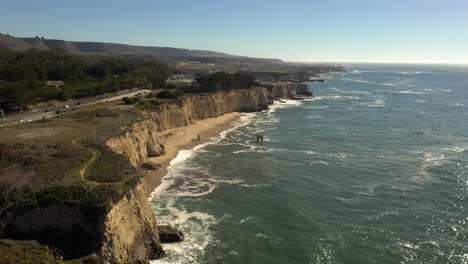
xmin=72 ymin=128 xmax=99 ymax=185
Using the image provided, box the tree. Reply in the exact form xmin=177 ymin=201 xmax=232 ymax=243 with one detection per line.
xmin=0 ymin=47 xmax=172 ymax=113
xmin=156 ymin=90 xmax=183 ymax=99
xmin=194 ymin=72 xmax=258 ymax=92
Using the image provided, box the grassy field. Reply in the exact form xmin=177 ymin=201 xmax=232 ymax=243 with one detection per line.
xmin=0 ymin=241 xmax=104 ymax=264
xmin=0 ymin=101 xmax=151 ymax=214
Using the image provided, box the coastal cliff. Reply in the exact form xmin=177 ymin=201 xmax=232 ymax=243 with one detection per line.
xmin=107 ymin=88 xmax=270 ymax=167
xmin=4 ymin=181 xmax=164 ymax=263
xmin=99 ymin=180 xmax=165 ymax=263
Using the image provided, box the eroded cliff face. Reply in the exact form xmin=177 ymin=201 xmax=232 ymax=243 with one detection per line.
xmin=99 ymin=180 xmax=165 ymax=264
xmin=107 ymin=88 xmax=270 ymax=166
xmin=269 ymin=83 xmax=312 ymax=98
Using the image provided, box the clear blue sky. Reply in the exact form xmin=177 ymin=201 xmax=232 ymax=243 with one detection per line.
xmin=2 ymin=0 xmax=468 ymax=63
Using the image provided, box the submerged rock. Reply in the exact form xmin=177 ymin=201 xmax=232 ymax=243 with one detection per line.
xmin=158 ymin=225 xmax=184 ymax=243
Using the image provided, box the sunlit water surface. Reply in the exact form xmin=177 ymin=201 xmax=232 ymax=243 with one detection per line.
xmin=151 ymin=64 xmax=468 ymax=264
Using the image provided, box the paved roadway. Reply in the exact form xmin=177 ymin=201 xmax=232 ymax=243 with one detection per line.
xmin=1 ymin=89 xmax=151 ymax=125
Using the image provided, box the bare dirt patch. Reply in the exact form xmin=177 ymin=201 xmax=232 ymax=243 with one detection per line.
xmin=15 ymin=127 xmax=73 ymax=139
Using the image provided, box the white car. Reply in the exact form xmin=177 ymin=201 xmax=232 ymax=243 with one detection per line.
xmin=64 ymin=105 xmax=70 ymax=108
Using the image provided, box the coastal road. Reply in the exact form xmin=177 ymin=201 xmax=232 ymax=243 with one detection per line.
xmin=1 ymin=89 xmax=151 ymax=126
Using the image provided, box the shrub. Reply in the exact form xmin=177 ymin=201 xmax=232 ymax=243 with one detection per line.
xmin=123 ymin=176 xmax=141 ymax=193
xmin=135 ymin=100 xmax=162 ymax=111
xmin=0 ymin=244 xmax=62 ymax=264
xmin=86 ymin=150 xmax=137 ymax=183
xmin=69 ymin=108 xmax=118 ymax=120
xmin=122 ymin=96 xmax=140 ymax=104
xmin=156 ymin=89 xmax=183 ymax=99
xmin=91 ymin=184 xmax=122 ymax=206
xmin=166 ymin=83 xmax=177 ymax=90
xmin=194 ymin=72 xmax=258 ymax=92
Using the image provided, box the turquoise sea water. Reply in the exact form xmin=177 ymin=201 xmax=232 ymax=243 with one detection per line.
xmin=151 ymin=64 xmax=468 ymax=264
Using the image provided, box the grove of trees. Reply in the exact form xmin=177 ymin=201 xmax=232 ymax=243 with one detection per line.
xmin=0 ymin=47 xmax=170 ymax=113
xmin=192 ymin=72 xmax=259 ymax=93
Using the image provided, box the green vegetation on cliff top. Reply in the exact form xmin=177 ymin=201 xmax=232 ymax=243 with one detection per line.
xmin=0 ymin=107 xmax=143 ymax=216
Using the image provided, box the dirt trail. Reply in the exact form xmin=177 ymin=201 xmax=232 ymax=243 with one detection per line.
xmin=72 ymin=128 xmax=99 ymax=185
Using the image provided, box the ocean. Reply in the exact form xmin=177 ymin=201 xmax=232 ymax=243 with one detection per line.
xmin=151 ymin=64 xmax=468 ymax=264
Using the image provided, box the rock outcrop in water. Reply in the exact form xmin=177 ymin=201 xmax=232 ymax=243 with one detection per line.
xmin=158 ymin=225 xmax=184 ymax=243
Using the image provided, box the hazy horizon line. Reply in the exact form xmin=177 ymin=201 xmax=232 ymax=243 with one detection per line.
xmin=289 ymin=61 xmax=468 ymax=65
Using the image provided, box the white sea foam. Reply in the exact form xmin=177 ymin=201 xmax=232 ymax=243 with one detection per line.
xmin=175 ymin=183 xmax=217 ymax=197
xmin=303 ymin=105 xmax=330 ymax=109
xmin=248 ymin=149 xmax=350 ymax=163
xmin=307 ymin=114 xmax=323 ymax=119
xmin=269 ymin=99 xmax=304 ymax=113
xmin=397 ymin=90 xmax=426 ymax=94
xmin=398 ymin=241 xmax=420 ymax=249
xmin=328 ymin=153 xmax=349 ymax=161
xmin=396 ymin=79 xmax=419 ymax=87
xmin=314 ymin=94 xmax=360 ymax=101
xmin=368 ymin=210 xmax=399 ymax=220
xmin=358 ymin=98 xmax=386 ymax=107
xmin=379 ymin=90 xmax=427 ymax=95
xmin=150 ymin=113 xmax=255 ymax=199
xmin=232 ymin=146 xmax=279 ymax=154
xmin=151 ymin=198 xmax=219 ymax=264
xmin=232 ymin=145 xmax=258 ymax=154
xmin=309 ymin=160 xmax=329 ymax=166
xmin=400 ymin=71 xmax=421 ymax=75
xmin=346 ymin=77 xmax=396 ymax=86
xmin=233 ymin=147 xmax=325 ymax=157
xmin=239 ymin=216 xmax=256 ymax=224
xmin=414 ymin=151 xmax=449 ymax=184
xmin=443 ymin=145 xmax=468 ymax=153
xmin=423 ymin=153 xmax=447 ymax=165
xmin=350 ymin=70 xmax=421 ymax=75
xmin=330 ymin=87 xmax=371 ymax=94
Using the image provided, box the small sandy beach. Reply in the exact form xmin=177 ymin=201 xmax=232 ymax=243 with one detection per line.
xmin=145 ymin=112 xmax=243 ymax=197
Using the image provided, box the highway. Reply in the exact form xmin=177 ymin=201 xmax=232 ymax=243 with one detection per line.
xmin=1 ymin=89 xmax=151 ymax=125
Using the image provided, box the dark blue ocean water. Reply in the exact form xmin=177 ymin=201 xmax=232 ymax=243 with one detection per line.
xmin=151 ymin=64 xmax=468 ymax=264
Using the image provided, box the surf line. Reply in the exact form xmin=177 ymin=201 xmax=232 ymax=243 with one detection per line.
xmin=149 ymin=113 xmax=255 ymax=200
